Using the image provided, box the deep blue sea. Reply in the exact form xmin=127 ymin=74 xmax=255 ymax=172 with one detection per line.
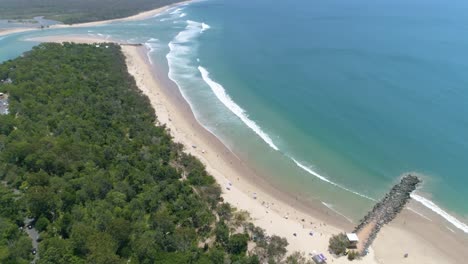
xmin=1 ymin=0 xmax=467 ymax=232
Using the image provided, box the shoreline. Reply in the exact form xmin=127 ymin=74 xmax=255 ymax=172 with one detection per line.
xmin=0 ymin=27 xmax=38 ymax=37
xmin=122 ymin=45 xmax=468 ymax=264
xmin=20 ymin=34 xmax=468 ymax=263
xmin=0 ymin=0 xmax=190 ymax=37
xmin=122 ymin=44 xmax=361 ymax=260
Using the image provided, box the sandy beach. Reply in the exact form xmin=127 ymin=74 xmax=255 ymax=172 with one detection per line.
xmin=19 ymin=33 xmax=468 ymax=264
xmin=121 ymin=43 xmax=468 ymax=264
xmin=0 ymin=1 xmax=190 ymax=37
xmin=50 ymin=1 xmax=189 ymax=29
xmin=0 ymin=27 xmax=38 ymax=37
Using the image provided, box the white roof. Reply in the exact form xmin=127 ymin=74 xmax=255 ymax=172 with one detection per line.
xmin=346 ymin=233 xmax=359 ymax=242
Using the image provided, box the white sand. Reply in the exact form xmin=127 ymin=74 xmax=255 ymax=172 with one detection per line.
xmin=0 ymin=27 xmax=37 ymax=37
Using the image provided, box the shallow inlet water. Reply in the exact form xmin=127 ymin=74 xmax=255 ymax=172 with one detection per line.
xmin=1 ymin=0 xmax=467 ymax=232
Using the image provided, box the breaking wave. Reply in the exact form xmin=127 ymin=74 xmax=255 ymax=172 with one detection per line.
xmin=198 ymin=66 xmax=279 ymax=151
xmin=170 ymin=8 xmax=183 ymax=15
xmin=166 ymin=21 xmax=468 ymax=233
xmin=411 ymin=193 xmax=468 ymax=233
xmin=292 ymin=158 xmax=375 ymax=201
xmin=201 ymin=22 xmax=210 ymax=32
xmin=322 ymin=202 xmax=353 ymax=223
xmin=166 ymin=20 xmax=278 ymax=151
xmin=144 ymin=39 xmax=160 ymax=65
xmin=166 ymin=20 xmax=209 ymax=115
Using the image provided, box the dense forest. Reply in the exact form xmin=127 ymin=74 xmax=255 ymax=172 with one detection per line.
xmin=0 ymin=0 xmax=182 ymax=24
xmin=0 ymin=43 xmax=312 ymax=264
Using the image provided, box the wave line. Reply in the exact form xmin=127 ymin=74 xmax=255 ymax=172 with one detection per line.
xmin=198 ymin=66 xmax=279 ymax=150
xmin=411 ymin=193 xmax=468 ymax=233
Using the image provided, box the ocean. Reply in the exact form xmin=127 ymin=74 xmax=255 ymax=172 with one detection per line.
xmin=1 ymin=0 xmax=467 ymax=233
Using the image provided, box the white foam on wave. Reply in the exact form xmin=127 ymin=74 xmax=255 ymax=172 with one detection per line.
xmin=147 ymin=38 xmax=158 ymax=42
xmin=159 ymin=7 xmax=187 ymax=22
xmin=292 ymin=158 xmax=375 ymax=201
xmin=201 ymin=23 xmax=211 ymax=32
xmin=170 ymin=8 xmax=183 ymax=15
xmin=166 ymin=20 xmax=209 ymax=116
xmin=144 ymin=42 xmax=159 ymax=65
xmin=406 ymin=207 xmax=432 ymax=221
xmin=166 ymin=20 xmax=468 ymax=235
xmin=411 ymin=193 xmax=468 ymax=233
xmin=446 ymin=226 xmax=455 ymax=233
xmin=169 ymin=20 xmax=273 ymax=154
xmin=322 ymin=202 xmax=353 ymax=223
xmin=198 ymin=66 xmax=279 ymax=151
xmin=168 ymin=20 xmax=377 ymax=201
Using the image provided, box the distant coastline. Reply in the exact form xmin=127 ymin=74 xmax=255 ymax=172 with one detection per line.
xmin=0 ymin=0 xmax=191 ymax=38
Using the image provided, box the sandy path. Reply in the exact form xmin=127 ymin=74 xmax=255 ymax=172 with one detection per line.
xmin=356 ymin=220 xmax=376 ymax=253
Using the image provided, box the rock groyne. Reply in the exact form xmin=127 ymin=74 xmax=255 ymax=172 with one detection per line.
xmin=354 ymin=174 xmax=421 ymax=255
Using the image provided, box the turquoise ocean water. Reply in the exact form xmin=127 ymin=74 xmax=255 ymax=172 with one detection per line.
xmin=1 ymin=0 xmax=467 ymax=232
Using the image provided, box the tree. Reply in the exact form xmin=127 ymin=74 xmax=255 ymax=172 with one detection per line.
xmin=215 ymin=221 xmax=230 ymax=247
xmin=228 ymin=233 xmax=249 ymax=255
xmin=285 ymin=251 xmax=313 ymax=264
xmin=347 ymin=250 xmax=359 ymax=261
xmin=267 ymin=235 xmax=288 ymax=263
xmin=35 ymin=216 xmax=50 ymax=232
xmin=328 ymin=233 xmax=350 ymax=256
xmin=208 ymin=248 xmax=225 ymax=264
xmin=217 ymin=203 xmax=233 ymax=221
xmin=0 ymin=43 xmax=295 ymax=263
xmin=25 ymin=186 xmax=60 ymax=220
xmin=38 ymin=237 xmax=84 ymax=264
xmin=86 ymin=232 xmax=122 ymax=264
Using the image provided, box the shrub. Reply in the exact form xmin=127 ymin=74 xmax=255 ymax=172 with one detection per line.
xmin=347 ymin=250 xmax=359 ymax=261
xmin=35 ymin=216 xmax=50 ymax=232
xmin=328 ymin=233 xmax=350 ymax=256
xmin=228 ymin=233 xmax=249 ymax=255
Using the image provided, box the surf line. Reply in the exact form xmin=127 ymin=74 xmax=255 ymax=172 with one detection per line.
xmin=181 ymin=20 xmax=468 ymax=235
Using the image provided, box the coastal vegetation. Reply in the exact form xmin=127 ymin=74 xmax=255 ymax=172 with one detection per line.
xmin=0 ymin=0 xmax=183 ymax=24
xmin=0 ymin=42 xmax=317 ymax=263
xmin=328 ymin=233 xmax=350 ymax=256
xmin=0 ymin=185 xmax=33 ymax=263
